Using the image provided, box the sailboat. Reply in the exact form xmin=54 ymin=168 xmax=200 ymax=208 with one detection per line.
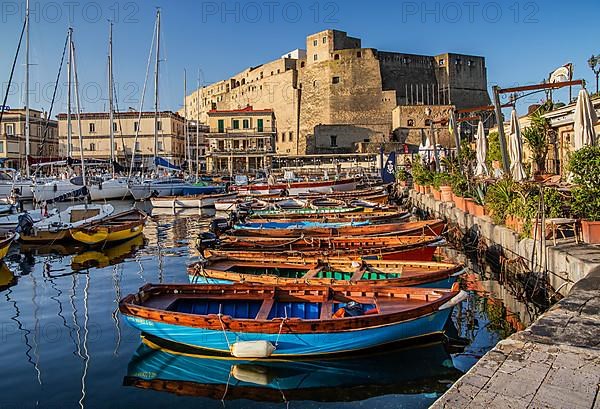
xmin=127 ymin=10 xmax=191 ymax=201
xmin=33 ymin=28 xmax=88 ymax=203
xmin=0 ymin=1 xmax=35 ymax=201
xmin=88 ymin=22 xmax=130 ymax=201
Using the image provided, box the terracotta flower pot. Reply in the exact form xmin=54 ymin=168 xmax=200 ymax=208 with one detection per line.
xmin=440 ymin=185 xmax=453 ymax=203
xmin=452 ymin=194 xmax=467 ymax=212
xmin=464 ymin=198 xmax=476 ymax=215
xmin=413 ymin=183 xmax=420 ymax=192
xmin=424 ymin=185 xmax=432 ymax=194
xmin=472 ymin=203 xmax=485 ymax=217
xmin=581 ymin=220 xmax=600 ymax=244
xmin=432 ymin=188 xmax=441 ymax=201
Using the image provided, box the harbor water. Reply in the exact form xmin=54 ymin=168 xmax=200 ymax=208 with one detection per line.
xmin=0 ymin=201 xmax=545 ymax=409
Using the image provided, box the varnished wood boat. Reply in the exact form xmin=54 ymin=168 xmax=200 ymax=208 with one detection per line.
xmin=230 ymin=219 xmax=445 ymax=238
xmin=249 ymin=206 xmax=364 ymax=219
xmin=203 ymin=235 xmax=444 ymax=261
xmin=188 ymin=258 xmax=465 ymax=288
xmin=69 ymin=208 xmax=147 ymax=245
xmin=232 ymin=176 xmax=360 ymax=196
xmin=120 ymin=282 xmax=467 ymax=357
xmin=247 ymin=211 xmax=410 ymax=225
xmin=123 ymin=336 xmax=462 ymax=402
xmin=0 ymin=233 xmax=16 ymax=260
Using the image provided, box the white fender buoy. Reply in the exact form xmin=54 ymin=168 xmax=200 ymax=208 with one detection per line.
xmin=232 ymin=364 xmax=273 ymax=385
xmin=230 ymin=340 xmax=276 ymax=358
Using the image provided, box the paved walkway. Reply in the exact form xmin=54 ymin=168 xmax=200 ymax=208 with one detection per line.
xmin=432 ymin=267 xmax=600 ymax=408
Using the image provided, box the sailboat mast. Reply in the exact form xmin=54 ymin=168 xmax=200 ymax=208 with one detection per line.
xmin=183 ymin=69 xmax=189 ymax=174
xmin=195 ymin=69 xmax=200 ymax=179
xmin=70 ymin=32 xmax=87 ymax=188
xmin=153 ymin=9 xmax=160 ymax=167
xmin=108 ymin=21 xmax=115 ymax=175
xmin=24 ymin=0 xmax=30 ymax=177
xmin=67 ymin=28 xmax=73 ymax=158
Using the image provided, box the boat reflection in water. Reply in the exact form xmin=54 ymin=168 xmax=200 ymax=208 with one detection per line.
xmin=0 ymin=262 xmax=17 ymax=291
xmin=71 ymin=234 xmax=145 ymax=271
xmin=124 ymin=335 xmax=463 ymax=403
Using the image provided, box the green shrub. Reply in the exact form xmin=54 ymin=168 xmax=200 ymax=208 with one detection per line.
xmin=568 ymin=146 xmax=600 ymax=221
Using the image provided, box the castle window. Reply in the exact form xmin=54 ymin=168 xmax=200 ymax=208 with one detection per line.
xmin=89 ymin=123 xmax=95 ymax=133
xmin=468 ymin=60 xmax=474 ymax=67
xmin=424 ymin=119 xmax=432 ymax=126
xmin=322 ymin=37 xmax=326 ymax=44
xmin=313 ymin=80 xmax=318 ymax=88
xmin=332 ymin=76 xmax=340 ymax=84
xmin=313 ymin=40 xmax=318 ymax=46
xmin=439 ymin=59 xmax=444 ymax=66
xmin=330 ymin=135 xmax=337 ymax=147
xmin=300 ymin=62 xmax=305 ymax=68
xmin=357 ymin=51 xmax=362 ymax=58
xmin=289 ymin=132 xmax=293 ymax=142
xmin=334 ymin=54 xmax=340 ymax=60
xmin=89 ymin=143 xmax=96 ymax=151
xmin=407 ymin=119 xmax=415 ymax=127
xmin=313 ymin=54 xmax=318 ymax=61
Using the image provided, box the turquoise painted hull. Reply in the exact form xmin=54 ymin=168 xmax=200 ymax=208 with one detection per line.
xmin=123 ymin=307 xmax=453 ymax=357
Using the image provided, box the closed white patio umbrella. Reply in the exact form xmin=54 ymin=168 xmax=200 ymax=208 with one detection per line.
xmin=573 ymin=88 xmax=597 ymax=150
xmin=474 ymin=121 xmax=489 ymax=177
xmin=509 ymin=109 xmax=526 ymax=181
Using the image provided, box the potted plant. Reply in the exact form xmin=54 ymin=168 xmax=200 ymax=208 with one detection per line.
xmin=569 ymin=146 xmax=600 ymax=243
xmin=471 ymin=182 xmax=487 ymax=217
xmin=451 ymin=174 xmax=469 ymax=212
xmin=396 ymin=168 xmax=409 ymax=188
xmin=485 ymin=178 xmax=518 ymax=225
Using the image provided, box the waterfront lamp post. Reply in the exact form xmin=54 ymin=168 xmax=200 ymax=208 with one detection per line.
xmin=588 ymin=55 xmax=600 ymax=94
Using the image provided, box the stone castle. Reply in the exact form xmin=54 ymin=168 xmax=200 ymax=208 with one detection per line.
xmin=181 ymin=29 xmax=490 ymax=154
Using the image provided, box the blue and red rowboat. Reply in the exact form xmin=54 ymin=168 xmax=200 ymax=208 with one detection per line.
xmin=203 ymin=235 xmax=445 ymax=262
xmin=119 ymin=283 xmax=467 ymax=358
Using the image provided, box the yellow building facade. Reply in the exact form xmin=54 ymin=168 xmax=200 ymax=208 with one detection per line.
xmin=0 ymin=108 xmax=58 ymax=168
xmin=56 ymin=111 xmax=186 ymax=169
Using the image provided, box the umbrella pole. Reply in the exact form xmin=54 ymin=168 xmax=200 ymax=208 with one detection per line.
xmin=492 ymin=86 xmax=511 ymax=173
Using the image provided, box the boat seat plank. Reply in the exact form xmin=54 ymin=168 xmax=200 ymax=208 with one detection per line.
xmin=255 ymin=298 xmax=275 ymax=320
xmin=320 ymin=300 xmax=333 ymax=320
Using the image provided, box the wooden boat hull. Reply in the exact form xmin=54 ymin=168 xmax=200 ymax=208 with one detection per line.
xmin=69 ymin=209 xmax=147 ymax=245
xmin=188 ymin=259 xmax=464 ymax=288
xmin=247 ymin=212 xmax=410 ymax=225
xmin=123 ymin=305 xmax=453 ymax=357
xmin=120 ymin=283 xmax=466 ymax=357
xmin=205 ymin=235 xmax=444 ymax=262
xmin=0 ymin=233 xmax=16 ymax=259
xmin=20 ymin=229 xmax=71 ymax=243
xmin=233 ymin=177 xmax=359 ymax=196
xmin=231 ymin=219 xmax=445 ymax=238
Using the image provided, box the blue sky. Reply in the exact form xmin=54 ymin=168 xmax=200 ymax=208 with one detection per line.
xmin=1 ymin=0 xmax=598 ymax=116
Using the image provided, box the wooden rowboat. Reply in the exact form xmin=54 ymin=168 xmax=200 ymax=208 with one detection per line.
xmin=19 ymin=204 xmax=115 ymax=243
xmin=247 ymin=211 xmax=410 ymax=225
xmin=120 ymin=282 xmax=467 ymax=357
xmin=230 ymin=219 xmax=445 ymax=238
xmin=204 ymin=236 xmax=444 ymax=261
xmin=249 ymin=206 xmax=364 ymax=219
xmin=70 ymin=208 xmax=147 ymax=245
xmin=188 ymin=258 xmax=465 ymax=288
